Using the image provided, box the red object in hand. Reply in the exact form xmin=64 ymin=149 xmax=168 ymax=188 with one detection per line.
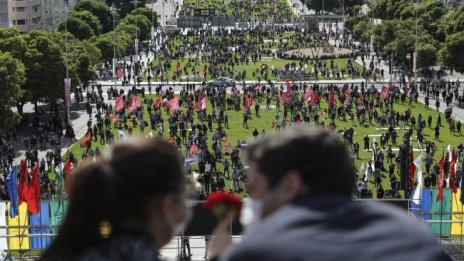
xmin=203 ymin=192 xmax=242 ymax=219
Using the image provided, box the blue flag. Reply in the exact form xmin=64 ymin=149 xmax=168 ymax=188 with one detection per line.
xmin=5 ymin=166 xmax=18 ymax=218
xmin=461 ymin=157 xmax=464 ymax=205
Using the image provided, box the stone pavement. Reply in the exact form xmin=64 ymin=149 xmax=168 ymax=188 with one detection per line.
xmin=146 ymin=0 xmax=182 ymax=26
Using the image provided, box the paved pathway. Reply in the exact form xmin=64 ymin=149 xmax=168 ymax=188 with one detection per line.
xmin=147 ymin=0 xmax=182 ymax=26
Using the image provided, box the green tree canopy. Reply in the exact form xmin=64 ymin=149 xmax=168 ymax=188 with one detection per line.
xmin=74 ymin=0 xmax=112 ymax=33
xmin=58 ymin=16 xmax=95 ymax=40
xmin=119 ymin=14 xmax=151 ymax=41
xmin=0 ymin=28 xmax=28 ymax=61
xmin=0 ymin=52 xmax=25 ymax=130
xmin=24 ymin=30 xmax=66 ymax=107
xmin=70 ymin=10 xmax=103 ymax=36
xmin=439 ymin=32 xmax=464 ymax=73
xmin=416 ymin=43 xmax=437 ymax=69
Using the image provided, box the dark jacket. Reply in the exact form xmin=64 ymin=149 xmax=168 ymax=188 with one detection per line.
xmin=75 ymin=231 xmax=160 ymax=261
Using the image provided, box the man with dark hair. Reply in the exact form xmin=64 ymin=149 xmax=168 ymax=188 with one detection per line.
xmin=211 ymin=128 xmax=449 ymax=261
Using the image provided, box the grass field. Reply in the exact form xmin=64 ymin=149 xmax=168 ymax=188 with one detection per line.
xmin=65 ymin=92 xmax=463 ymax=199
xmin=147 ymin=57 xmax=363 ymax=82
xmin=145 ymin=32 xmax=363 ymax=82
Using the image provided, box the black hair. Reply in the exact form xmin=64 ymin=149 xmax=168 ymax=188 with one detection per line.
xmin=245 ymin=128 xmax=355 ymax=197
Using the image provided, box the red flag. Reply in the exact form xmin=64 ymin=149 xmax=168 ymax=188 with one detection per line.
xmin=80 ymin=131 xmax=92 ymax=147
xmin=328 ymin=88 xmax=335 ymax=107
xmin=170 ymin=97 xmax=180 ymax=114
xmin=154 ymin=95 xmax=161 ymax=109
xmin=409 ymin=148 xmax=416 ymax=190
xmin=437 ymin=155 xmax=445 ymax=201
xmin=64 ymin=159 xmax=73 ymax=193
xmin=310 ymin=92 xmax=318 ymax=107
xmin=224 ymin=143 xmax=231 ymax=152
xmin=114 ymin=96 xmax=124 ymax=112
xmin=280 ymin=92 xmax=289 ymax=105
xmin=128 ymin=96 xmax=141 ymax=112
xmin=111 ymin=114 xmax=118 ymax=123
xmin=245 ymin=96 xmax=252 ymax=112
xmin=18 ymin=160 xmax=28 ymax=205
xmin=302 ymin=88 xmax=313 ymax=103
xmin=380 ymin=85 xmax=391 ymax=100
xmin=201 ymin=97 xmax=207 ymax=111
xmin=116 ymin=68 xmax=124 ymax=79
xmin=189 ymin=144 xmax=199 ymax=156
xmin=25 ymin=162 xmax=40 ymax=214
xmin=163 ymin=98 xmax=170 ymax=109
xmin=450 ymin=148 xmax=458 ymax=193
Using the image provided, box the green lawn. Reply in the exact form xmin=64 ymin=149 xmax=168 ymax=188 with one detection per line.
xmin=64 ymin=92 xmax=463 ymax=199
xmin=146 ymin=57 xmax=363 ymax=82
xmin=145 ymin=32 xmax=363 ymax=82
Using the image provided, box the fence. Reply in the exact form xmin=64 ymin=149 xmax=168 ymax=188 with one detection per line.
xmin=0 ymin=191 xmax=463 ymax=260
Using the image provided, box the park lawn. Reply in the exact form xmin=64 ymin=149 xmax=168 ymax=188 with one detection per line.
xmin=147 ymin=57 xmax=363 ymax=82
xmin=66 ymin=92 xmax=462 ymax=198
xmin=66 ymin=94 xmax=278 ymax=197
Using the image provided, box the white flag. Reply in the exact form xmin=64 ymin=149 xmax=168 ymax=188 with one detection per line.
xmin=412 ymin=154 xmax=423 ymax=205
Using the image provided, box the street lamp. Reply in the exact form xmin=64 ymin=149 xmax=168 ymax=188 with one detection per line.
xmin=110 ymin=4 xmax=120 ymax=89
xmin=61 ymin=4 xmax=71 ymax=126
xmin=151 ymin=0 xmax=155 ymax=43
xmin=414 ymin=0 xmax=419 ymax=84
xmin=131 ymin=0 xmax=140 ymax=81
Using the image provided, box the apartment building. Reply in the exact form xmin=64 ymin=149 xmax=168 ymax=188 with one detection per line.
xmin=0 ymin=0 xmax=78 ymax=33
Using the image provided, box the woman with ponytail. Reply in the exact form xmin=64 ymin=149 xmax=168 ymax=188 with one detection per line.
xmin=40 ymin=137 xmax=188 ymax=261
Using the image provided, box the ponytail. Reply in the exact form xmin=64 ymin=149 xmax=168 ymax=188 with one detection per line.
xmin=40 ymin=159 xmax=116 ymax=261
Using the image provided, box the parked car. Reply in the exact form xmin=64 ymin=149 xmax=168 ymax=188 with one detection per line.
xmin=207 ymin=77 xmax=236 ymax=88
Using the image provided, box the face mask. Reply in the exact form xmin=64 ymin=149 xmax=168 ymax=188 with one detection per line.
xmin=239 ymin=199 xmax=263 ymax=234
xmin=169 ymin=200 xmax=194 ymax=236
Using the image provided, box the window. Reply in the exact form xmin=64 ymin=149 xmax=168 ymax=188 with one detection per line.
xmin=16 ymin=19 xmax=26 ymax=25
xmin=32 ymin=17 xmax=40 ymax=24
xmin=16 ymin=6 xmax=27 ymax=12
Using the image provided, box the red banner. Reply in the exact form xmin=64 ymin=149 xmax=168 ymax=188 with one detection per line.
xmin=114 ymin=96 xmax=124 ymax=112
xmin=328 ymin=88 xmax=335 ymax=107
xmin=380 ymin=85 xmax=391 ymax=100
xmin=170 ymin=97 xmax=180 ymax=114
xmin=154 ymin=95 xmax=161 ymax=109
xmin=437 ymin=155 xmax=445 ymax=201
xmin=201 ymin=97 xmax=207 ymax=111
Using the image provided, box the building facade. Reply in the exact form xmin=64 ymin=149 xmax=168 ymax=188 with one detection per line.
xmin=0 ymin=0 xmax=78 ymax=33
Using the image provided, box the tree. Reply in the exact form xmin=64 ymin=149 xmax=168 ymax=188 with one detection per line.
xmin=439 ymin=32 xmax=464 ymax=73
xmin=58 ymin=16 xmax=95 ymax=40
xmin=304 ymin=0 xmax=339 ymax=14
xmin=23 ymin=30 xmax=66 ymax=111
xmin=131 ymin=7 xmax=157 ymax=28
xmin=74 ymin=0 xmax=112 ymax=33
xmin=416 ymin=43 xmax=437 ymax=69
xmin=0 ymin=28 xmax=28 ymax=61
xmin=0 ymin=52 xmax=25 ymax=130
xmin=70 ymin=10 xmax=103 ymax=36
xmin=119 ymin=14 xmax=151 ymax=41
xmin=94 ymin=32 xmax=130 ymax=62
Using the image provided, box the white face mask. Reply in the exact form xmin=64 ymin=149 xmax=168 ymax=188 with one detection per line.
xmin=170 ymin=200 xmax=194 ymax=236
xmin=239 ymin=199 xmax=263 ymax=234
